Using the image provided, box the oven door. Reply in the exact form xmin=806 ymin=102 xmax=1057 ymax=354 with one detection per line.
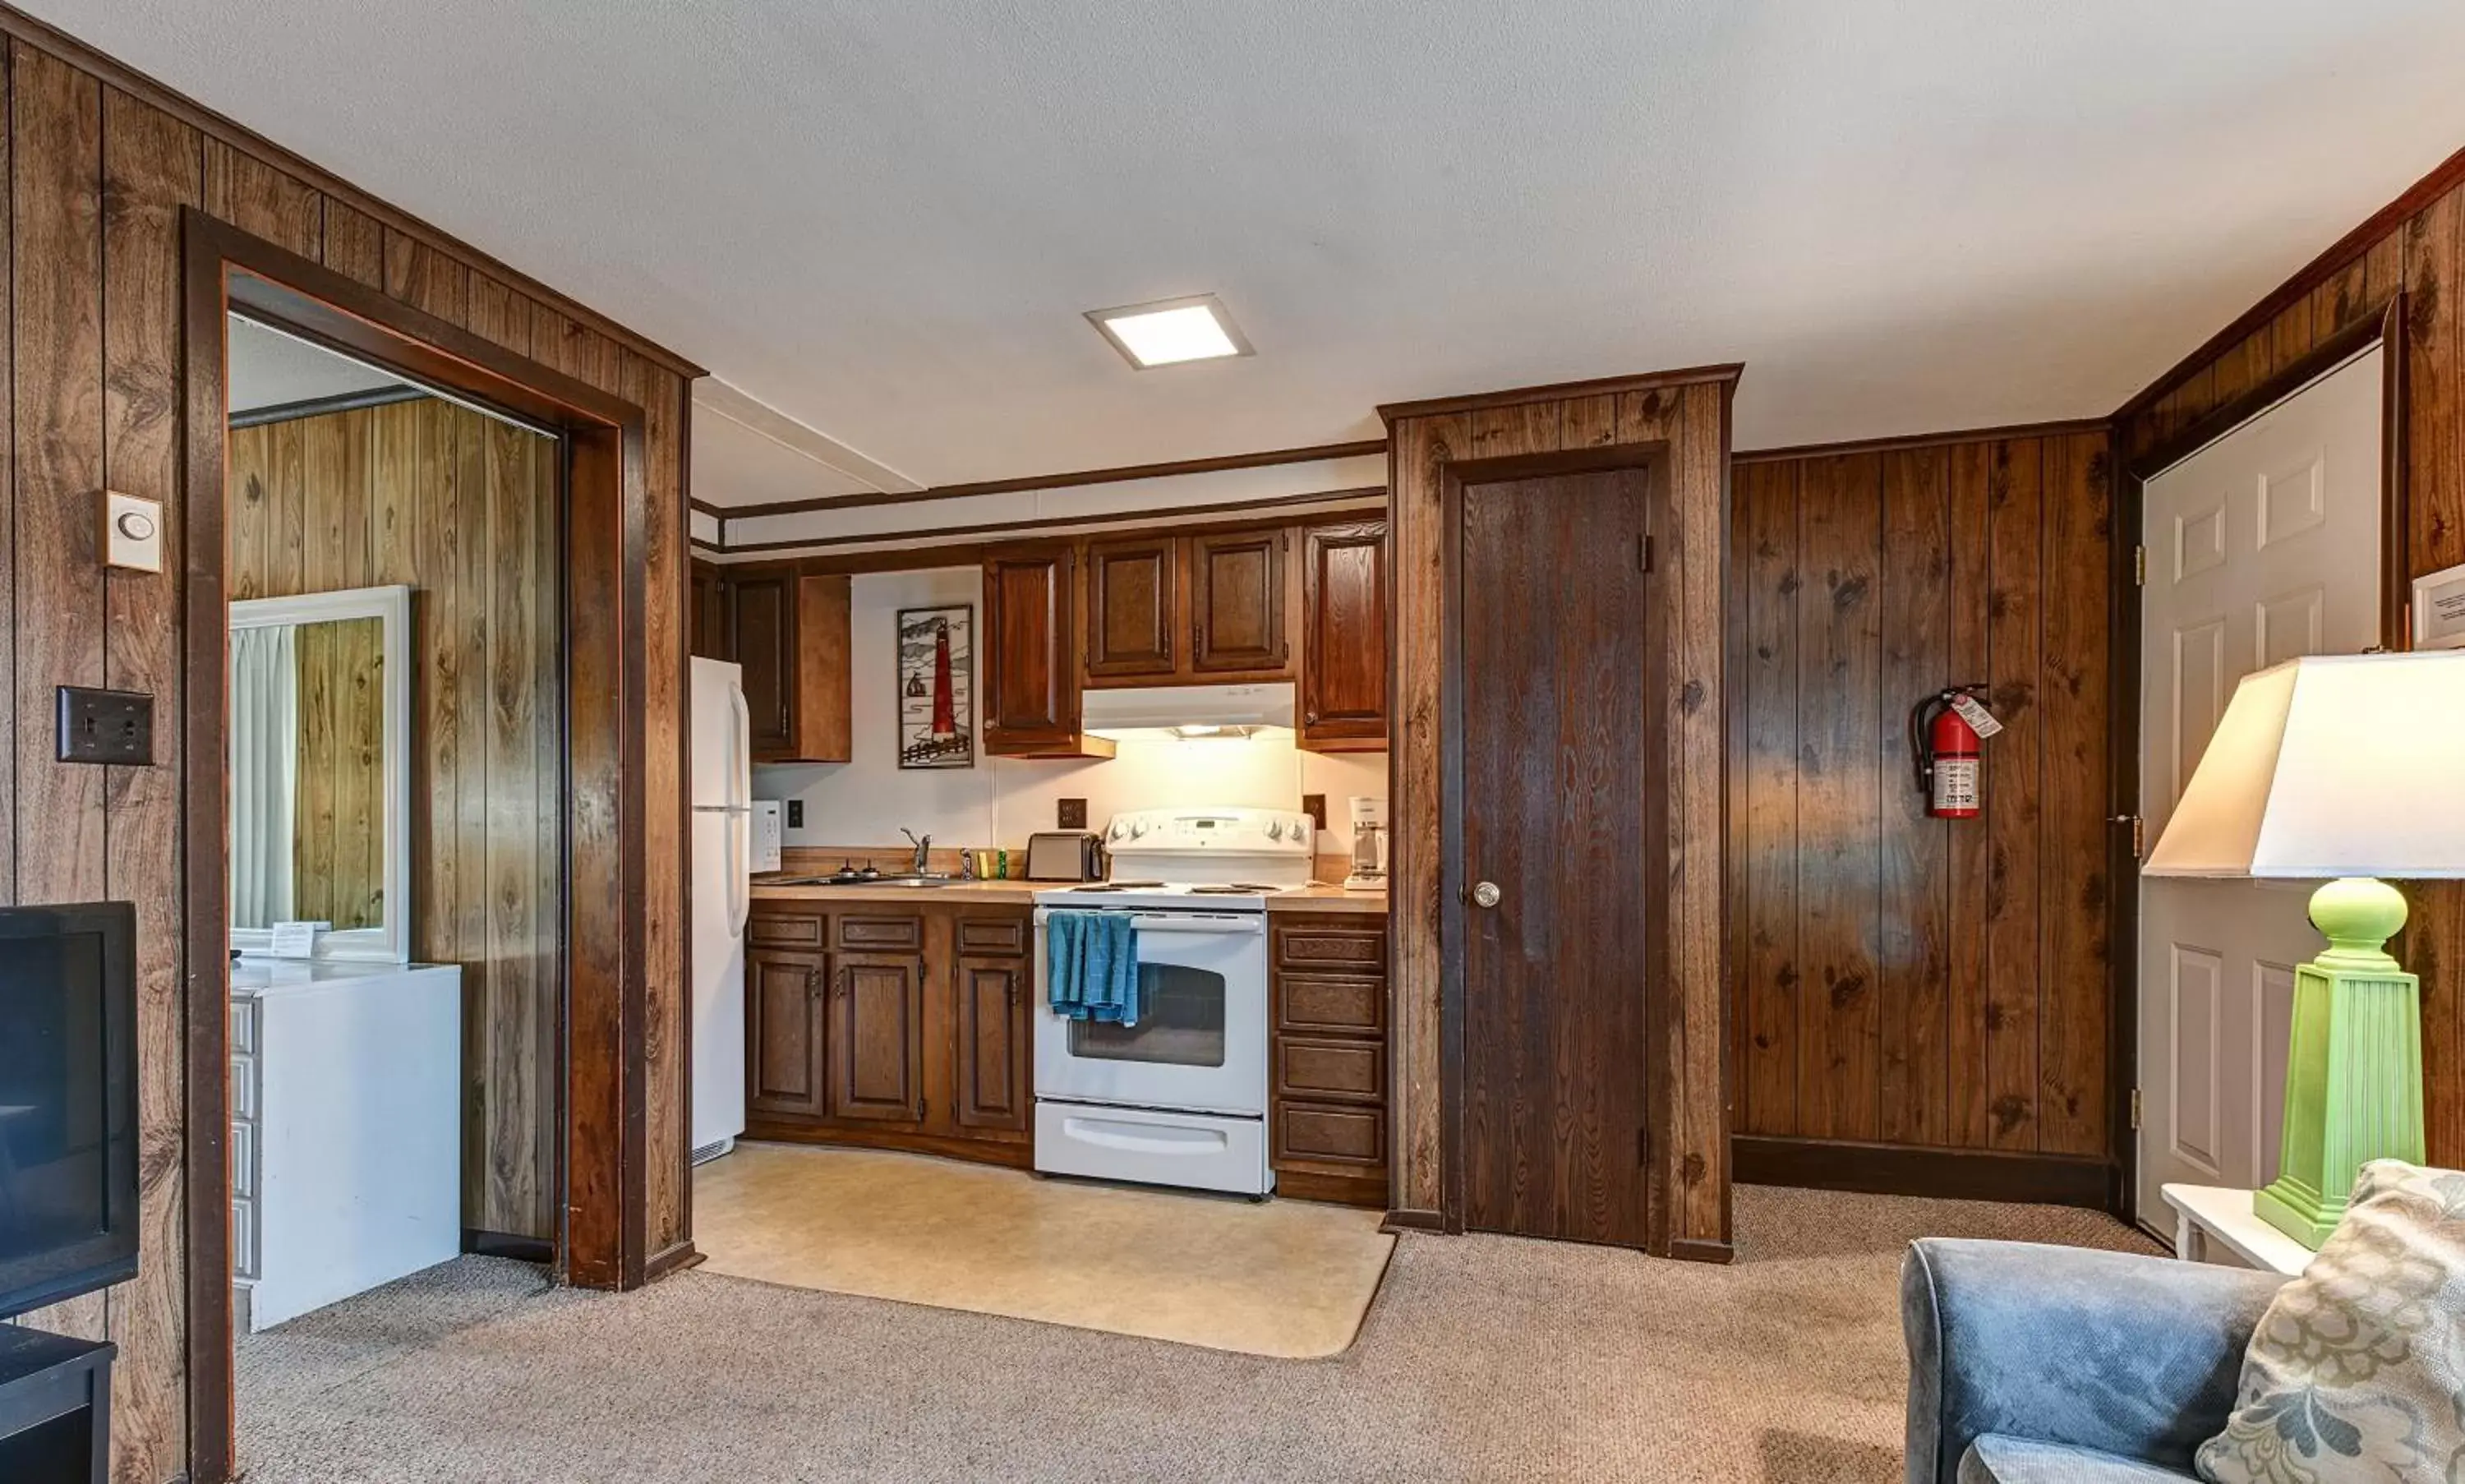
xmin=1033 ymin=908 xmax=1268 ymax=1117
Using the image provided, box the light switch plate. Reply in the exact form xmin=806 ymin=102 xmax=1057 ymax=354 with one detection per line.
xmin=104 ymin=490 xmax=164 ymax=573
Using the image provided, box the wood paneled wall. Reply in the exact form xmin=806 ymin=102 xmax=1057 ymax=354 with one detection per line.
xmin=0 ymin=18 xmax=694 ymax=1481
xmin=288 ymin=613 xmax=385 ymax=931
xmin=229 ymin=399 xmax=563 ymax=1237
xmin=2119 ymin=159 xmax=2465 ymax=1169
xmin=1385 ymin=370 xmax=1734 ymax=1256
xmin=1726 ymin=430 xmax=2114 ymax=1170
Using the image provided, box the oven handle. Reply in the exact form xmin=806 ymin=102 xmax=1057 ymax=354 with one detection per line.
xmin=1033 ymin=910 xmax=1265 ymax=936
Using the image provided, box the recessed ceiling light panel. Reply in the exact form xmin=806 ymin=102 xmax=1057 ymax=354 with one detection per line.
xmin=1086 ymin=293 xmax=1253 ymax=370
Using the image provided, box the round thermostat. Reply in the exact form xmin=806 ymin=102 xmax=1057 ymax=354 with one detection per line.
xmin=115 ymin=509 xmax=157 ymax=541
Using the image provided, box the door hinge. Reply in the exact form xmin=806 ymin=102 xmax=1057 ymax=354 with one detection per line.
xmin=2133 ymin=543 xmax=2146 ymax=587
xmin=1638 ymin=533 xmax=1654 ymax=574
xmin=2130 ymin=1089 xmax=2143 ymax=1131
xmin=2113 ymin=813 xmax=2145 ymax=860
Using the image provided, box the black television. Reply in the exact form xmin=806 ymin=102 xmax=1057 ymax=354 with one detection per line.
xmin=0 ymin=901 xmax=137 ymax=1319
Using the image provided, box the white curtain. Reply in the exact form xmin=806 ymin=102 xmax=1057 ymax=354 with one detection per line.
xmin=229 ymin=624 xmax=297 ymax=929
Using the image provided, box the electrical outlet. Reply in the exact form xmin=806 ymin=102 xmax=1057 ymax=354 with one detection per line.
xmin=57 ymin=686 xmax=154 ymax=765
xmin=786 ymin=800 xmax=804 ymax=829
xmin=1057 ymin=798 xmax=1087 ymax=830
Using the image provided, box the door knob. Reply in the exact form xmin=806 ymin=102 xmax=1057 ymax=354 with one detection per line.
xmin=1471 ymin=881 xmax=1501 ymax=909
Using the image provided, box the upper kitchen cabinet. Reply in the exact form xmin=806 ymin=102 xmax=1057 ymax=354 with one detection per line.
xmin=1188 ymin=528 xmax=1290 ymax=676
xmin=983 ymin=543 xmax=1116 ymax=758
xmin=728 ymin=565 xmax=855 ymax=763
xmin=1298 ymin=518 xmax=1389 ymax=751
xmin=690 ymin=559 xmax=730 ymax=661
xmin=1083 ymin=535 xmax=1181 ymax=680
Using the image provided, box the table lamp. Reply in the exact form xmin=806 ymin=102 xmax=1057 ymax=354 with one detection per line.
xmin=2143 ymin=651 xmax=2465 ymax=1247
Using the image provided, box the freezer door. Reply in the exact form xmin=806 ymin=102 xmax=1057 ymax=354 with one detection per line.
xmin=689 ymin=656 xmax=749 ymax=810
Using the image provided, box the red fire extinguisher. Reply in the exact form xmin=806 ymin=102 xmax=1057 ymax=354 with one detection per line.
xmin=1910 ymin=685 xmax=1999 ymax=819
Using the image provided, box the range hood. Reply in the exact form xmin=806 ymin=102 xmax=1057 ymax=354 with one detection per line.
xmin=1082 ymin=682 xmax=1296 ymax=737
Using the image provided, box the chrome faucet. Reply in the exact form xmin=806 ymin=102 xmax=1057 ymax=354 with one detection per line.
xmin=901 ymin=827 xmax=933 ymax=875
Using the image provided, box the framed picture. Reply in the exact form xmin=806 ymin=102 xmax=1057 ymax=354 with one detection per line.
xmin=2415 ymin=561 xmax=2465 ymax=652
xmin=896 ymin=604 xmax=974 ymax=768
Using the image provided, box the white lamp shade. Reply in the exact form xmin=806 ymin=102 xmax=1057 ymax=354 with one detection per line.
xmin=2145 ymin=651 xmax=2465 ymax=879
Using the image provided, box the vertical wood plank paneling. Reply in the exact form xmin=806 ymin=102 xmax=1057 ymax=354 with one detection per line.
xmin=369 ymin=400 xmax=418 ymax=587
xmin=1944 ymin=441 xmax=1994 ymax=1147
xmin=1668 ymin=383 xmax=1730 ymax=1242
xmin=200 ymin=136 xmax=317 ymax=256
xmin=531 ymin=431 xmax=564 ymax=1238
xmin=1876 ymin=446 xmax=1951 ymax=1145
xmin=382 ymin=224 xmax=468 ymax=327
xmin=454 ymin=396 xmax=496 ymax=1226
xmin=466 ymin=274 xmax=533 ymax=359
xmin=2039 ymin=432 xmax=2112 ymax=1156
xmin=0 ymin=39 xmax=14 ymax=917
xmin=13 ymin=35 xmax=108 ymax=1343
xmin=99 ymin=86 xmax=196 ymax=1479
xmin=1389 ymin=412 xmax=1449 ymax=1212
xmin=1793 ymin=454 xmax=1882 ymax=1141
xmin=1736 ymin=459 xmax=1799 ymax=1135
xmin=225 ymin=422 xmax=266 ymax=600
xmin=319 ymin=198 xmax=385 ymax=288
xmin=627 ymin=349 xmax=686 ymax=1255
xmin=1982 ymin=439 xmax=2044 ymax=1150
xmin=485 ymin=417 xmax=541 ymax=1233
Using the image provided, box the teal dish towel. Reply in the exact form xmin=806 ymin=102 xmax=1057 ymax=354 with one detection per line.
xmin=1046 ymin=911 xmax=1140 ymax=1026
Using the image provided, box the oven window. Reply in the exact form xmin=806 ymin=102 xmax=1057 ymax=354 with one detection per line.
xmin=1069 ymin=963 xmax=1226 ymax=1067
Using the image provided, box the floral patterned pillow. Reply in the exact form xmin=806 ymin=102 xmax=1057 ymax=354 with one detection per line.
xmin=2197 ymin=1160 xmax=2465 ymax=1483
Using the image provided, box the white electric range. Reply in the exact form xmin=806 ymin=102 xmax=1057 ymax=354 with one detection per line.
xmin=1032 ymin=807 xmax=1315 ymax=1196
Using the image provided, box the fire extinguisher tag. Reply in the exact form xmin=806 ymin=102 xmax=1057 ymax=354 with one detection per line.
xmin=1947 ymin=693 xmax=2003 ymax=738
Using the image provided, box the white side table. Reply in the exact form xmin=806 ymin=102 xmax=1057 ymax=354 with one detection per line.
xmin=2159 ymin=1183 xmax=2311 ymax=1277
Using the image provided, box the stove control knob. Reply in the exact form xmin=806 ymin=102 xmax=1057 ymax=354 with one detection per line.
xmin=1265 ymin=820 xmax=1283 ymax=841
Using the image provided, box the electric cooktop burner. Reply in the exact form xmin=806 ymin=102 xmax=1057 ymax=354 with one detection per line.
xmin=1188 ymin=883 xmax=1283 ymax=894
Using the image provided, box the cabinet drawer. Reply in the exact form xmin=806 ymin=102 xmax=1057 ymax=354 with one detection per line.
xmin=956 ymin=916 xmax=1029 ymax=955
xmin=1277 ymin=1037 xmax=1385 ymax=1104
xmin=837 ymin=915 xmax=923 ymax=952
xmin=1278 ymin=974 xmax=1385 ymax=1036
xmin=1275 ymin=1102 xmax=1385 ymax=1169
xmin=1275 ymin=923 xmax=1386 ymax=970
xmin=749 ymin=910 xmax=826 ymax=948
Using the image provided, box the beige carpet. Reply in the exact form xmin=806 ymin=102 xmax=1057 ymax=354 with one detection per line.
xmin=235 ymin=1187 xmax=2159 ymax=1483
xmin=693 ymin=1141 xmax=1394 ymax=1357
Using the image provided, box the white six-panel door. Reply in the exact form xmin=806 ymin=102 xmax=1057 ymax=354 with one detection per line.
xmin=2136 ymin=345 xmax=2383 ymax=1225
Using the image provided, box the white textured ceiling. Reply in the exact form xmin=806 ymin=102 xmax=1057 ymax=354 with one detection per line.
xmin=227 ymin=316 xmax=407 ymax=413
xmin=43 ymin=1 xmax=2465 ymax=491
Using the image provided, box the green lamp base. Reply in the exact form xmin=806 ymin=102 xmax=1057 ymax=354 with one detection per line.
xmin=2255 ymin=876 xmax=2426 ymax=1250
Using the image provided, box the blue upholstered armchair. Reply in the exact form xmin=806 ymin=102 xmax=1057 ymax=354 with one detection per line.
xmin=1901 ymin=1239 xmax=2288 ymax=1483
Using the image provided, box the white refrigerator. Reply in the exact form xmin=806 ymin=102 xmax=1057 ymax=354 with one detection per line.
xmin=689 ymin=656 xmax=752 ymax=1163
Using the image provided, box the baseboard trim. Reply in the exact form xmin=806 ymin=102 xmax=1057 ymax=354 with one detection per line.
xmin=462 ymin=1228 xmax=555 ymax=1264
xmin=1380 ymin=1206 xmax=1445 ymax=1234
xmin=1732 ymin=1136 xmax=2114 ymax=1210
xmin=644 ymin=1242 xmax=704 ymax=1282
xmin=1663 ymin=1237 xmax=1735 ymax=1265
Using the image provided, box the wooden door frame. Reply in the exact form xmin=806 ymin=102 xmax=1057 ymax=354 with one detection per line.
xmin=1436 ymin=443 xmax=1676 ymax=1247
xmin=180 ymin=210 xmax=660 ymax=1482
xmin=2112 ymin=293 xmax=2411 ymax=1229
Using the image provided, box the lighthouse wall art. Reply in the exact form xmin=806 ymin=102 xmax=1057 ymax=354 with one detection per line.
xmin=895 ymin=603 xmax=975 ymax=768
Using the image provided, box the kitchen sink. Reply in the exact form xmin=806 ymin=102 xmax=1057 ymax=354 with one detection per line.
xmin=765 ymin=873 xmax=957 ymax=888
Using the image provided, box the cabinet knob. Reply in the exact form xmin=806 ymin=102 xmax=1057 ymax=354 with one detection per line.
xmin=1471 ymin=880 xmax=1502 ymax=910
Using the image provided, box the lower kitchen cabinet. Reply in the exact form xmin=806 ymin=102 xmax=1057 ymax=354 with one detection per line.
xmin=745 ymin=901 xmax=1035 ymax=1166
xmin=1269 ymin=912 xmax=1392 ymax=1207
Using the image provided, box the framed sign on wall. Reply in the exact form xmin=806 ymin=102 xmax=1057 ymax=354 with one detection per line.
xmin=896 ymin=603 xmax=975 ymax=768
xmin=2414 ymin=561 xmax=2465 ymax=652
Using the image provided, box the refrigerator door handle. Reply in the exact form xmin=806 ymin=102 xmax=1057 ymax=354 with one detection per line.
xmin=727 ymin=684 xmax=753 ymax=811
xmin=727 ymin=809 xmax=750 ymax=937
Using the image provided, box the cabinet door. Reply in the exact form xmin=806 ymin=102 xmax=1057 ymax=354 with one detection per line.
xmin=747 ymin=948 xmax=828 ymax=1118
xmin=982 ymin=544 xmax=1082 ymax=750
xmin=953 ymin=955 xmax=1030 ymax=1135
xmin=728 ymin=569 xmax=796 ymax=756
xmin=1299 ymin=520 xmax=1389 ymax=748
xmin=691 ymin=563 xmax=730 ymax=661
xmin=1083 ymin=536 xmax=1179 ymax=680
xmin=1189 ymin=529 xmax=1288 ymax=674
xmin=829 ymin=952 xmax=926 ymax=1122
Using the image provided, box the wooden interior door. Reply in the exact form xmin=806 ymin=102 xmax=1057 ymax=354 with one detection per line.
xmin=830 ymin=952 xmax=927 ymax=1122
xmin=1452 ymin=464 xmax=1659 ymax=1247
xmin=1189 ymin=529 xmax=1288 ymax=673
xmin=2136 ymin=344 xmax=2385 ymax=1224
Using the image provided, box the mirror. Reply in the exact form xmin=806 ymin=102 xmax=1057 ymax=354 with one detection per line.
xmin=228 ymin=584 xmax=413 ymax=962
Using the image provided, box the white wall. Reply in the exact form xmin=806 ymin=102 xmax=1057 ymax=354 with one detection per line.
xmin=753 ymin=566 xmax=1389 ymax=863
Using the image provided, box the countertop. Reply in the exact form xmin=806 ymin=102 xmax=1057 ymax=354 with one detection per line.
xmin=748 ymin=879 xmax=1388 ymax=914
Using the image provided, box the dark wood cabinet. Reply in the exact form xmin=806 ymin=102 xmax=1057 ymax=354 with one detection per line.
xmin=745 ymin=902 xmax=1034 ymax=1162
xmin=983 ymin=544 xmax=1113 ymax=758
xmin=1298 ymin=519 xmax=1389 ymax=750
xmin=828 ymin=952 xmax=926 ymax=1123
xmin=690 ymin=559 xmax=730 ymax=661
xmin=746 ymin=947 xmax=828 ymax=1118
xmin=1083 ymin=537 xmax=1180 ymax=679
xmin=725 ymin=566 xmax=852 ymax=762
xmin=953 ymin=954 xmax=1030 ymax=1134
xmin=1269 ymin=912 xmax=1391 ymax=1207
xmin=1187 ymin=528 xmax=1288 ymax=675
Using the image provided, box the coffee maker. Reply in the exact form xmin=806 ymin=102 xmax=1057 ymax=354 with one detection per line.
xmin=1344 ymin=795 xmax=1389 ymax=892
